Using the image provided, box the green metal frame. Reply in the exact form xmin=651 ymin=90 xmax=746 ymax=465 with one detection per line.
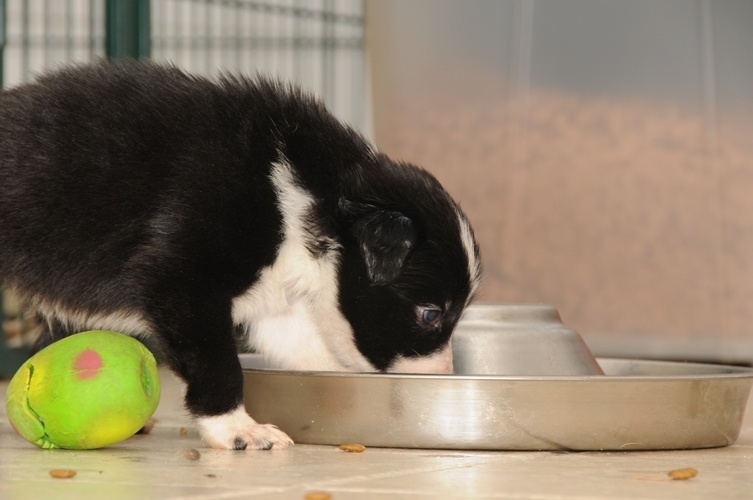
xmin=106 ymin=0 xmax=151 ymax=60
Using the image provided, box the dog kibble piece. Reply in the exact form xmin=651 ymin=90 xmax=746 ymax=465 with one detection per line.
xmin=179 ymin=427 xmax=188 ymax=437
xmin=338 ymin=443 xmax=366 ymax=453
xmin=668 ymin=468 xmax=698 ymax=480
xmin=305 ymin=492 xmax=332 ymax=500
xmin=181 ymin=448 xmax=201 ymax=461
xmin=49 ymin=469 xmax=77 ymax=479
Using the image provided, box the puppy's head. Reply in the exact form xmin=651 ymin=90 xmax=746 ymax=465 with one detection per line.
xmin=338 ymin=154 xmax=482 ymax=373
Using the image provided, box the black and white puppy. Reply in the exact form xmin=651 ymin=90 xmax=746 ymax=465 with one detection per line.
xmin=0 ymin=61 xmax=482 ymax=450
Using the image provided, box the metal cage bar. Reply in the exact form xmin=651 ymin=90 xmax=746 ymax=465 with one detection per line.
xmin=1 ymin=0 xmax=366 ymax=128
xmin=149 ymin=0 xmax=366 ymax=128
xmin=2 ymin=0 xmax=107 ymax=87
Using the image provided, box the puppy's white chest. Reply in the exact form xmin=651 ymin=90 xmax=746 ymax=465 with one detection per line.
xmin=231 ymin=244 xmax=343 ymax=371
xmin=231 ymin=159 xmax=368 ymax=371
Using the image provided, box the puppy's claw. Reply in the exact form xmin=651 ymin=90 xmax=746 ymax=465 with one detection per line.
xmin=196 ymin=406 xmax=294 ymax=450
xmin=232 ymin=424 xmax=293 ymax=450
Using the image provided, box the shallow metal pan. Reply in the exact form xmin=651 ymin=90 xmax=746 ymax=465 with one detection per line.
xmin=241 ymin=355 xmax=753 ymax=451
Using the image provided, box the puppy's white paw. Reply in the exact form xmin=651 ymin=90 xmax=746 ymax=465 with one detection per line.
xmin=196 ymin=405 xmax=294 ymax=450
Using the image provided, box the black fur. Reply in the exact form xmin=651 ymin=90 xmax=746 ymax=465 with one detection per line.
xmin=0 ymin=61 xmax=480 ymax=434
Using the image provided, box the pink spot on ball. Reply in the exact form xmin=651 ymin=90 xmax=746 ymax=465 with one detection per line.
xmin=73 ymin=349 xmax=103 ymax=379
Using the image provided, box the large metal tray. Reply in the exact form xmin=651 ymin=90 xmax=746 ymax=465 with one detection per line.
xmin=240 ymin=355 xmax=753 ymax=451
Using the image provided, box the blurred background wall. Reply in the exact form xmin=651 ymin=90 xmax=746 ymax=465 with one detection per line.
xmin=367 ymin=0 xmax=753 ymax=364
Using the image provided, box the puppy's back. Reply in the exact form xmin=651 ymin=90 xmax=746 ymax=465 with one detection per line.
xmin=0 ymin=62 xmax=287 ymax=309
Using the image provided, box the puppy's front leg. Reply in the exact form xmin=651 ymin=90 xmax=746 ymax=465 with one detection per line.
xmin=148 ymin=295 xmax=293 ymax=450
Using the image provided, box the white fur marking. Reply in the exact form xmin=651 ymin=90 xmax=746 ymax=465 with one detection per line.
xmin=389 ymin=344 xmax=454 ymax=374
xmin=196 ymin=405 xmax=293 ymax=450
xmin=21 ymin=293 xmax=151 ymax=336
xmin=457 ymin=209 xmax=482 ymax=298
xmin=232 ymin=160 xmax=374 ymax=372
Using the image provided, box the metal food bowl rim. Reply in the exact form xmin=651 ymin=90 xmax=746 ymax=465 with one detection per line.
xmin=239 ymin=354 xmax=753 ymax=381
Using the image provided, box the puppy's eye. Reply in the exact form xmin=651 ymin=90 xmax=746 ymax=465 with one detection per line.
xmin=419 ymin=306 xmax=443 ymax=326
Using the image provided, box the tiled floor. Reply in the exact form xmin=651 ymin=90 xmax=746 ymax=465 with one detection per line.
xmin=2 ymin=367 xmax=752 ymax=499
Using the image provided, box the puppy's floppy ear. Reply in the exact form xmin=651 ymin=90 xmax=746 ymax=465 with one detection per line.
xmin=352 ymin=208 xmax=416 ymax=284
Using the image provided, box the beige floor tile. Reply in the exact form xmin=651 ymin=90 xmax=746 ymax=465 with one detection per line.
xmin=2 ymin=367 xmax=752 ymax=499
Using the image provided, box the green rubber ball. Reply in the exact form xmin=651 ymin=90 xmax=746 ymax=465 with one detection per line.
xmin=5 ymin=330 xmax=160 ymax=449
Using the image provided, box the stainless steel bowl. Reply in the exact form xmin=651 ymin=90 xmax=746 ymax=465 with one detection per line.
xmin=240 ymin=304 xmax=753 ymax=450
xmin=452 ymin=304 xmax=604 ymax=375
xmin=241 ymin=356 xmax=752 ymax=450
